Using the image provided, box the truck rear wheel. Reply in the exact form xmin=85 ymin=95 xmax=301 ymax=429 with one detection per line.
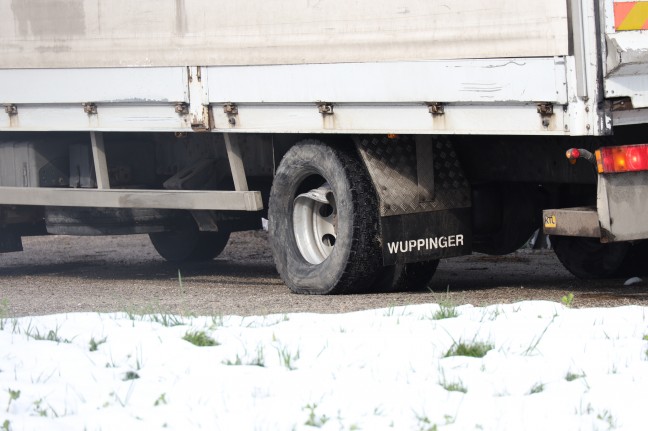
xmin=551 ymin=236 xmax=630 ymax=279
xmin=268 ymin=140 xmax=383 ymax=294
xmin=402 ymin=260 xmax=441 ymax=290
xmin=618 ymin=240 xmax=648 ymax=276
xmin=149 ymin=220 xmax=230 ymax=262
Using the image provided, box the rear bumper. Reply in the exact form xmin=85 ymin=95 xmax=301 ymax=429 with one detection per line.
xmin=544 ymin=171 xmax=648 ymax=241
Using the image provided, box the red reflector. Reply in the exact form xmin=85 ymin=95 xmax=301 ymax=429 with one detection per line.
xmin=566 ymin=148 xmax=580 ymax=160
xmin=596 ymin=144 xmax=648 ymax=173
xmin=625 ymin=146 xmax=648 ymax=170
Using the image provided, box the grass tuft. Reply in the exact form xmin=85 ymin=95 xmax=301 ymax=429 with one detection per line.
xmin=27 ymin=327 xmax=71 ymax=344
xmin=150 ymin=314 xmax=185 ymax=327
xmin=438 ymin=368 xmax=467 ymax=393
xmin=414 ymin=412 xmax=438 ymax=431
xmin=224 ymin=355 xmax=243 ymax=366
xmin=6 ymin=388 xmax=20 ymax=413
xmin=182 ymin=330 xmax=218 ymax=347
xmin=89 ymin=336 xmax=107 ymax=352
xmin=432 ymin=303 xmax=459 ymax=320
xmin=122 ymin=304 xmax=188 ymax=328
xmin=561 ymin=292 xmax=575 ymax=308
xmin=565 ymin=371 xmax=585 ymax=382
xmin=32 ymin=398 xmax=53 ymax=417
xmin=122 ymin=371 xmax=140 ymax=381
xmin=276 ymin=346 xmax=300 ymax=370
xmin=154 ymin=393 xmax=167 ymax=407
xmin=444 ymin=341 xmax=493 ymax=358
xmin=529 ymin=382 xmax=545 ymax=394
xmin=224 ymin=345 xmax=265 ymax=367
xmin=303 ymin=403 xmax=329 ymax=428
xmin=442 ymin=380 xmax=467 ymax=393
xmin=597 ymin=410 xmax=617 ymax=429
xmin=428 ymin=285 xmax=459 ymax=320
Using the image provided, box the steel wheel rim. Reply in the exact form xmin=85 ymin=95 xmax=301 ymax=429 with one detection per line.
xmin=292 ymin=184 xmax=337 ymax=264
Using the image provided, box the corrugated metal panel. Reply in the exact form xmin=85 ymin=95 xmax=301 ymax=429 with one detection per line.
xmin=0 ymin=0 xmax=569 ymax=68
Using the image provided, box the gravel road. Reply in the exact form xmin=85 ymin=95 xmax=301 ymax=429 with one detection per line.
xmin=1 ymin=231 xmax=647 ymax=317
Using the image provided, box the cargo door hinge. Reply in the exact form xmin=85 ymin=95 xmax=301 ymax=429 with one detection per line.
xmin=175 ymin=102 xmax=189 ymax=115
xmin=317 ymin=102 xmax=334 ymax=115
xmin=223 ymin=102 xmax=238 ymax=115
xmin=536 ymin=102 xmax=554 ymax=128
xmin=223 ymin=103 xmax=238 ymax=126
xmin=536 ymin=102 xmax=554 ymax=116
xmin=83 ymin=103 xmax=97 ymax=115
xmin=427 ymin=102 xmax=445 ymax=115
xmin=4 ymin=104 xmax=17 ymax=116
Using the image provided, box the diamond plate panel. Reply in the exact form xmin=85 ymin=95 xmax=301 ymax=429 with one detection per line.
xmin=356 ymin=136 xmax=470 ymax=217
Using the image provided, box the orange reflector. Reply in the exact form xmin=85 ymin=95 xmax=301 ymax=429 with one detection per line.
xmin=595 ymin=144 xmax=648 ymax=173
xmin=565 ymin=148 xmax=580 ymax=165
xmin=387 ymin=134 xmax=399 ymax=139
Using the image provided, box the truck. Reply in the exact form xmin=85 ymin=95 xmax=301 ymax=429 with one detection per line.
xmin=1 ymin=0 xmax=648 ymax=294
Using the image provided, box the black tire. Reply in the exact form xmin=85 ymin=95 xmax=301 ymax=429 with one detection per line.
xmin=618 ymin=240 xmax=648 ymax=277
xmin=371 ymin=265 xmax=407 ymax=293
xmin=402 ymin=260 xmax=441 ymax=290
xmin=149 ymin=220 xmax=230 ymax=262
xmin=372 ymin=260 xmax=440 ymax=293
xmin=551 ymin=236 xmax=630 ymax=279
xmin=268 ymin=140 xmax=383 ymax=294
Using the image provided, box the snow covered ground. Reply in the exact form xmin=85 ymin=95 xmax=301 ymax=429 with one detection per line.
xmin=1 ymin=301 xmax=647 ymax=431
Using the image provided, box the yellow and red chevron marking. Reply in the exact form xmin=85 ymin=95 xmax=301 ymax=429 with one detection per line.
xmin=615 ymin=1 xmax=648 ymax=31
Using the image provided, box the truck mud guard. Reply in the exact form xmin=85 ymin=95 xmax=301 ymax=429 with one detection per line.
xmin=354 ymin=135 xmax=472 ymax=265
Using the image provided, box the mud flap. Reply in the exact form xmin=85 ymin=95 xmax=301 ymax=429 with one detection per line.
xmin=355 ymin=135 xmax=472 ymax=265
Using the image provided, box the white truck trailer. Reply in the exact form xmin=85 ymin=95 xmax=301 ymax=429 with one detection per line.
xmin=1 ymin=0 xmax=648 ymax=293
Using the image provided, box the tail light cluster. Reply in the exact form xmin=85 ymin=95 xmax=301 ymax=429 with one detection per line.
xmin=595 ymin=144 xmax=648 ymax=173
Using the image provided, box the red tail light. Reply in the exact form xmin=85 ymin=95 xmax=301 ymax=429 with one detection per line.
xmin=596 ymin=144 xmax=648 ymax=173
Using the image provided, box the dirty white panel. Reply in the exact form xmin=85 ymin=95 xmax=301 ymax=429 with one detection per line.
xmin=603 ymin=0 xmax=648 ymax=77
xmin=0 ymin=68 xmax=188 ymax=104
xmin=1 ymin=100 xmax=567 ymax=135
xmin=0 ymin=104 xmax=191 ymax=132
xmin=207 ymin=59 xmax=568 ymax=104
xmin=211 ymin=103 xmax=566 ymax=136
xmin=606 ymin=74 xmax=648 ymax=108
xmin=0 ymin=0 xmax=569 ymax=68
xmin=605 ymin=30 xmax=648 ymax=109
xmin=603 ymin=0 xmax=648 ymax=109
xmin=606 ymin=32 xmax=648 ymax=77
xmin=599 ymin=171 xmax=648 ymax=241
xmin=611 ymin=107 xmax=648 ymax=126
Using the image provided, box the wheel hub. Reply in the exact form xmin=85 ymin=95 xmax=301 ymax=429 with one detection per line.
xmin=293 ymin=184 xmax=337 ymax=264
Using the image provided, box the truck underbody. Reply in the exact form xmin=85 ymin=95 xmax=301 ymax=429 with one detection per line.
xmin=2 ymin=0 xmax=648 ymax=293
xmin=0 ymin=125 xmax=646 ymax=293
